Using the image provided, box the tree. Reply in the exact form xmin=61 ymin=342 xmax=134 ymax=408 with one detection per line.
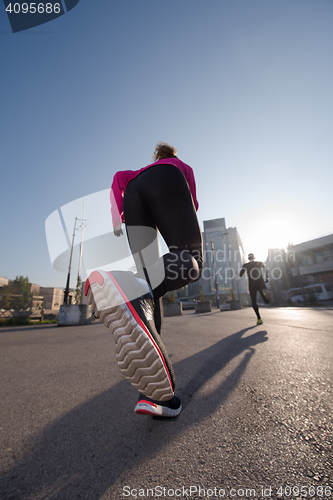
xmin=75 ymin=276 xmax=82 ymax=304
xmin=0 ymin=289 xmax=12 ymax=310
xmin=0 ymin=276 xmax=31 ymax=310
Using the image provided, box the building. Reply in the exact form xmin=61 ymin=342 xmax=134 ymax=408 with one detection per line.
xmin=0 ymin=277 xmax=9 ymax=287
xmin=185 ymin=218 xmax=250 ymax=306
xmin=289 ymin=234 xmax=333 ymax=286
xmin=0 ymin=278 xmax=40 ymax=294
xmin=40 ymin=287 xmax=75 ymax=310
xmin=30 ymin=283 xmax=40 ymax=295
xmin=0 ymin=278 xmax=43 ymax=314
xmin=265 ymin=248 xmax=297 ymax=304
xmin=0 ymin=280 xmax=75 ymax=316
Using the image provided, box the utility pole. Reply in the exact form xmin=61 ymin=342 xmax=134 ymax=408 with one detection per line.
xmin=75 ymin=202 xmax=87 ymax=304
xmin=77 ymin=202 xmax=86 ymax=282
xmin=236 ymin=277 xmax=241 ymax=303
xmin=211 ymin=241 xmax=219 ymax=309
xmin=64 ymin=217 xmax=77 ymax=305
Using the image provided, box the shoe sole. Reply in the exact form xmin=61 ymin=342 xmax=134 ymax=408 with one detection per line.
xmin=85 ymin=270 xmax=174 ymax=401
xmin=134 ymin=400 xmax=182 ymax=417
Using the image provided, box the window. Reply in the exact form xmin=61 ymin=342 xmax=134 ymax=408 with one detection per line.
xmin=315 ymin=252 xmax=324 ymax=264
xmin=323 ymin=250 xmax=333 ymax=261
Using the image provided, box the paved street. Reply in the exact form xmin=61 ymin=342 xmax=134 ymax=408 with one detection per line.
xmin=0 ymin=306 xmax=332 ymax=500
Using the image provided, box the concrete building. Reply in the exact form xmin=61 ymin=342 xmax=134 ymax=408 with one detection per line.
xmin=289 ymin=234 xmax=333 ymax=286
xmin=185 ymin=218 xmax=250 ymax=306
xmin=0 ymin=277 xmax=9 ymax=287
xmin=30 ymin=283 xmax=40 ymax=295
xmin=265 ymin=248 xmax=297 ymax=304
xmin=0 ymin=278 xmax=40 ymax=295
xmin=40 ymin=287 xmax=74 ymax=310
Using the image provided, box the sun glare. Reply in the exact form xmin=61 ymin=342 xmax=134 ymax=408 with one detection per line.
xmin=241 ymin=212 xmax=304 ymax=262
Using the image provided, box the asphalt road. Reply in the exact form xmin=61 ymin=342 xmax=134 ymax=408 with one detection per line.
xmin=0 ymin=306 xmax=332 ymax=500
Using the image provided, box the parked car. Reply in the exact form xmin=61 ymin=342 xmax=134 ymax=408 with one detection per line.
xmin=288 ymin=283 xmax=333 ymax=303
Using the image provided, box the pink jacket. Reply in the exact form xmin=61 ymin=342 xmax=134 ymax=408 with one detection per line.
xmin=110 ymin=158 xmax=199 ymax=228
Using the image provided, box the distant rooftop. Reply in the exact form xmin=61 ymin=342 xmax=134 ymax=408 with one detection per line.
xmin=291 ymin=233 xmax=333 ymax=253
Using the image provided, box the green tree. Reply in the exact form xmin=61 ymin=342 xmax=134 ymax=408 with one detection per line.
xmin=75 ymin=276 xmax=82 ymax=304
xmin=1 ymin=276 xmax=31 ymax=310
xmin=0 ymin=289 xmax=12 ymax=310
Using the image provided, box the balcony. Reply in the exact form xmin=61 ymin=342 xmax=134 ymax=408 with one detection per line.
xmin=292 ymin=260 xmax=333 ymax=276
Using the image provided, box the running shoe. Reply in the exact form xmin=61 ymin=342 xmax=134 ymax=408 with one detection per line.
xmin=84 ymin=270 xmax=175 ymax=401
xmin=134 ymin=392 xmax=182 ymax=417
xmin=257 ymin=318 xmax=263 ymax=325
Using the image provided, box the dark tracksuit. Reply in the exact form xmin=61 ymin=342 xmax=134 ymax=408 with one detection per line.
xmin=240 ymin=261 xmax=269 ymax=320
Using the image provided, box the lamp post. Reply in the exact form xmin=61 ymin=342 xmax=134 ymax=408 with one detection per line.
xmin=236 ymin=276 xmax=241 ymax=302
xmin=211 ymin=241 xmax=219 ymax=309
xmin=64 ymin=217 xmax=78 ymax=305
xmin=63 ymin=213 xmax=87 ymax=305
xmin=77 ymin=202 xmax=86 ymax=283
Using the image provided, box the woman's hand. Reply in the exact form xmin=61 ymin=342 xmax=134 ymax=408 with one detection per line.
xmin=113 ymin=224 xmax=123 ymax=237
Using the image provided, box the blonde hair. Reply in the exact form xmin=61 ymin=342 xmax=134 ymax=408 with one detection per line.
xmin=152 ymin=142 xmax=178 ymax=161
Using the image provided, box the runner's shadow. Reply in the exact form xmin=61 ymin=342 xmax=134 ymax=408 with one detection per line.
xmin=0 ymin=327 xmax=267 ymax=499
xmin=179 ymin=326 xmax=267 ymax=411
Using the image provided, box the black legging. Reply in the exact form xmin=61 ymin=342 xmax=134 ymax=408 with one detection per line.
xmin=123 ymin=164 xmax=203 ymax=331
xmin=249 ymin=283 xmax=269 ymax=320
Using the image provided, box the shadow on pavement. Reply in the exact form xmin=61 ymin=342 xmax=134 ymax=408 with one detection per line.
xmin=0 ymin=322 xmax=101 ymax=334
xmin=0 ymin=324 xmax=59 ymax=333
xmin=180 ymin=326 xmax=267 ymax=411
xmin=0 ymin=327 xmax=268 ymax=499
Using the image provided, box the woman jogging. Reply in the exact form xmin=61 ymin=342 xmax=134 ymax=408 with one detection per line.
xmin=84 ymin=143 xmax=203 ymax=417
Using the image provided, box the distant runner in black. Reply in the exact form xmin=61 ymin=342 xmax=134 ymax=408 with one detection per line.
xmin=239 ymin=253 xmax=271 ymax=325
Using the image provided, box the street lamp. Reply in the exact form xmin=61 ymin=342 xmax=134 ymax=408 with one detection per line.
xmin=63 ymin=217 xmax=78 ymax=305
xmin=63 ymin=214 xmax=87 ymax=305
xmin=211 ymin=241 xmax=219 ymax=309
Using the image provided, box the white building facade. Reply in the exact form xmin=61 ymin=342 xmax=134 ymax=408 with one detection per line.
xmin=186 ymin=218 xmax=250 ymax=306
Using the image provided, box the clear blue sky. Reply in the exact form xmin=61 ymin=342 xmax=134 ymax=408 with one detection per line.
xmin=1 ymin=0 xmax=333 ymax=289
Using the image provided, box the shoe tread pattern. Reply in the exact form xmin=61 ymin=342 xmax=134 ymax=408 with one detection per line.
xmin=87 ymin=274 xmax=173 ymax=401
